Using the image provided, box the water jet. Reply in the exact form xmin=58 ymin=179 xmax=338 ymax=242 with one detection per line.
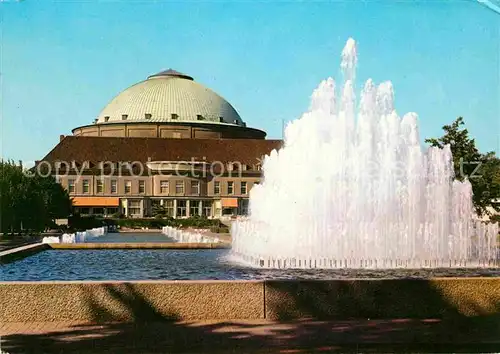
xmin=231 ymin=38 xmax=499 ymax=269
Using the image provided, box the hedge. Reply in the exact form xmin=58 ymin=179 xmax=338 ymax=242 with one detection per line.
xmin=68 ymin=215 xmax=225 ymax=231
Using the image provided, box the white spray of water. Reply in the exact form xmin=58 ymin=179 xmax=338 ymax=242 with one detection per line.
xmin=42 ymin=227 xmax=107 ymax=244
xmin=231 ymin=38 xmax=498 ymax=269
xmin=162 ymin=226 xmax=221 ymax=243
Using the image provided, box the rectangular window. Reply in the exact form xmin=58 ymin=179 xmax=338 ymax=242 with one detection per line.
xmin=177 ymin=200 xmax=187 ymax=217
xmin=202 ymin=201 xmax=212 ymax=217
xmin=175 ymin=181 xmax=184 ymax=194
xmin=191 ymin=181 xmax=200 ymax=195
xmin=68 ymin=179 xmax=75 ymax=193
xmin=164 ymin=200 xmax=174 ymax=217
xmin=111 ymin=180 xmax=117 ymax=194
xmin=139 ymin=180 xmax=145 ymax=194
xmin=227 ymin=181 xmax=234 ymax=195
xmin=125 ymin=180 xmax=132 ymax=194
xmin=240 ymin=182 xmax=247 ymax=195
xmin=239 ymin=199 xmax=249 ymax=216
xmin=214 ymin=181 xmax=220 ymax=195
xmin=129 ymin=200 xmax=141 ymax=216
xmin=129 ymin=200 xmax=140 ymax=207
xmin=190 ymin=200 xmax=199 ymax=216
xmin=160 ymin=180 xmax=169 ymax=194
xmin=93 ymin=207 xmax=104 ymax=215
xmin=82 ymin=179 xmax=90 ymax=194
xmin=96 ymin=179 xmax=104 ymax=193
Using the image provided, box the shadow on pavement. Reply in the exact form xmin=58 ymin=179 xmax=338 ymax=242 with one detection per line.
xmin=2 ymin=280 xmax=499 ymax=353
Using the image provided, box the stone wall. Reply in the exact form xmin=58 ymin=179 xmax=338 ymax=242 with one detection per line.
xmin=1 ymin=278 xmax=498 ymax=323
xmin=0 ymin=281 xmax=264 ymax=322
xmin=264 ymin=278 xmax=500 ymax=320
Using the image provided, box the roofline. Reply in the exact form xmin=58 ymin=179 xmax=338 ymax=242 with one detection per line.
xmin=54 ymin=135 xmax=283 ymax=142
xmin=71 ymin=121 xmax=267 ymax=136
xmin=38 ymin=135 xmax=283 ymax=166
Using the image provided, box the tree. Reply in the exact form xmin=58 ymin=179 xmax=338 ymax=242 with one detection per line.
xmin=0 ymin=160 xmax=72 ymax=235
xmin=151 ymin=200 xmax=167 ymax=219
xmin=425 ymin=117 xmax=500 ymax=216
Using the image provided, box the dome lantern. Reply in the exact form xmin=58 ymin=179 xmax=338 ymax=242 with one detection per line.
xmin=147 ymin=68 xmax=194 ymax=81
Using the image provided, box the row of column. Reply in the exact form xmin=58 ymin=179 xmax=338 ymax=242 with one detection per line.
xmin=159 ymin=199 xmax=208 ymax=218
xmin=121 ymin=198 xmax=247 ymax=218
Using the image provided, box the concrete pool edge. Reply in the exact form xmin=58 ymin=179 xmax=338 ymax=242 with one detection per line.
xmin=49 ymin=242 xmax=230 ymax=249
xmin=0 ymin=242 xmax=231 ymax=263
xmin=0 ymin=278 xmax=499 ymax=324
xmin=0 ymin=243 xmax=50 ymax=264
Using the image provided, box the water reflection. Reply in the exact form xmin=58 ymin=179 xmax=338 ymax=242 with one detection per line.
xmin=1 ymin=250 xmax=499 ymax=281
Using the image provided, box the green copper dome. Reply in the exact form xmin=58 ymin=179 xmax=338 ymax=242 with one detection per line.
xmin=96 ymin=69 xmax=244 ymax=126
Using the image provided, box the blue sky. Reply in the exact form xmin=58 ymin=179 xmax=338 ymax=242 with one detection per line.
xmin=1 ymin=0 xmax=499 ymax=163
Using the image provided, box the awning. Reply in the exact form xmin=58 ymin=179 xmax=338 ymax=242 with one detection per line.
xmin=221 ymin=198 xmax=238 ymax=208
xmin=72 ymin=197 xmax=120 ymax=207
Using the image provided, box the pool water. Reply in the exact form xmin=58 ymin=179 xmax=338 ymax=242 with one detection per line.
xmin=70 ymin=232 xmax=175 ymax=243
xmin=1 ymin=249 xmax=499 ymax=281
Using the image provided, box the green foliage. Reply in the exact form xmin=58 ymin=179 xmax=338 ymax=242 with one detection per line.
xmin=0 ymin=160 xmax=72 ymax=234
xmin=425 ymin=117 xmax=500 ymax=216
xmin=68 ymin=214 xmax=107 ymax=231
xmin=171 ymin=215 xmax=222 ymax=229
xmin=151 ymin=201 xmax=168 ymax=219
xmin=111 ymin=211 xmax=125 ymax=219
xmin=489 ymin=214 xmax=500 ymax=224
xmin=110 ymin=216 xmax=223 ymax=230
xmin=115 ymin=218 xmax=170 ymax=229
xmin=209 ymin=225 xmax=230 ymax=233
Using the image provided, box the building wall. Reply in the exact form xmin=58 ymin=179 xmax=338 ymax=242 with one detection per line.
xmin=73 ymin=122 xmax=266 ymax=140
xmin=207 ymin=176 xmax=259 ymax=197
xmin=58 ymin=172 xmax=261 ymax=198
xmin=58 ymin=175 xmax=153 ymax=197
xmin=57 ymin=169 xmax=262 ymax=218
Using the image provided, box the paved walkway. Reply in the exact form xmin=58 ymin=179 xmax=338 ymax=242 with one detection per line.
xmin=1 ymin=318 xmax=499 ymax=353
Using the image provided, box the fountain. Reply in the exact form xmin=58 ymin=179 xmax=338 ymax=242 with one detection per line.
xmin=42 ymin=227 xmax=107 ymax=244
xmin=162 ymin=226 xmax=221 ymax=243
xmin=231 ymin=38 xmax=499 ymax=269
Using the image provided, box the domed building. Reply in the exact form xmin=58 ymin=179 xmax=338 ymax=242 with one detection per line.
xmin=39 ymin=69 xmax=282 ymax=218
xmin=73 ymin=69 xmax=266 ymax=140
